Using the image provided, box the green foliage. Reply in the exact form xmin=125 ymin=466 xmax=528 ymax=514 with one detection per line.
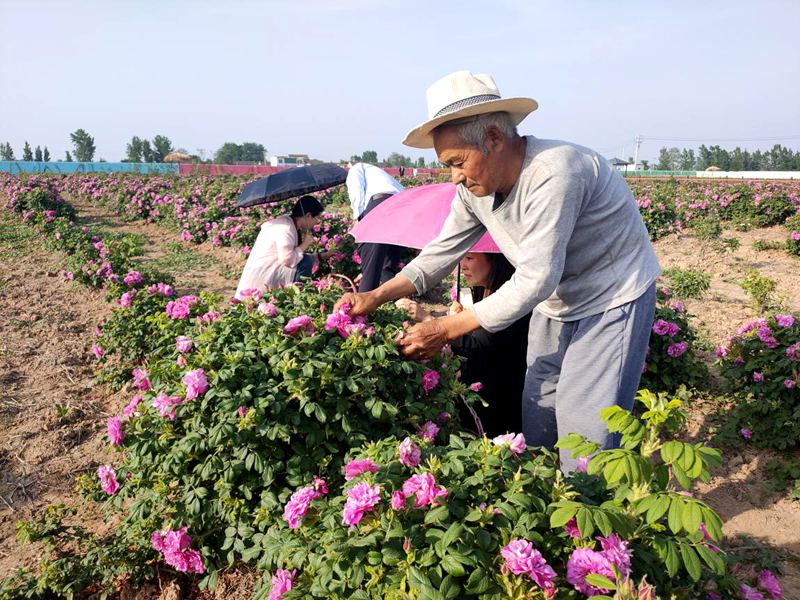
xmin=69 ymin=129 xmax=95 ymax=162
xmin=740 ymin=270 xmax=780 ymax=312
xmin=690 ymin=216 xmax=721 ymax=240
xmin=751 ymin=239 xmax=786 ymax=252
xmin=716 ymin=312 xmax=800 ymax=449
xmin=765 ymin=457 xmax=800 ymax=501
xmin=661 ymin=268 xmax=711 ymax=299
xmin=0 ymin=141 xmax=15 ymax=160
xmin=214 ymin=142 xmax=266 ymax=164
xmin=785 ymin=213 xmax=800 ymax=257
xmin=22 ymin=141 xmax=33 ymax=161
xmin=256 ymin=390 xmax=728 ymax=598
xmin=640 ymin=289 xmax=708 ymax=393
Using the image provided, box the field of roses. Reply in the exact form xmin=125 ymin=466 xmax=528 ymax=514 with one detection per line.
xmin=0 ymin=172 xmax=798 ymax=599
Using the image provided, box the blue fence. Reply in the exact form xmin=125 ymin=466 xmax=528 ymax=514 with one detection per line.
xmin=0 ymin=161 xmax=179 ymax=174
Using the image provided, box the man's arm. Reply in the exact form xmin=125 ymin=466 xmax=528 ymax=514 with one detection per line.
xmin=334 ymin=273 xmax=417 ymax=315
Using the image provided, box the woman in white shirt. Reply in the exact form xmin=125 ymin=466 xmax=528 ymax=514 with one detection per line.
xmin=235 ymin=196 xmax=328 ymax=298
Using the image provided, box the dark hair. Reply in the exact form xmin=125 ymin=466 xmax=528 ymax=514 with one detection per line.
xmin=470 ymin=253 xmax=515 ymax=303
xmin=291 ymin=195 xmax=324 ymax=218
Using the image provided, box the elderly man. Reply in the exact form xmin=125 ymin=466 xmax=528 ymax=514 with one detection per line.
xmin=336 ymin=70 xmax=660 ymax=469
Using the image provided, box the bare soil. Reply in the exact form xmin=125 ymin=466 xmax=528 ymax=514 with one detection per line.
xmin=1 ymin=210 xmax=799 ymax=597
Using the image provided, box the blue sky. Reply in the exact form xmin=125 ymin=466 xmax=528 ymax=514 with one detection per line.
xmin=2 ymin=0 xmax=798 ymax=164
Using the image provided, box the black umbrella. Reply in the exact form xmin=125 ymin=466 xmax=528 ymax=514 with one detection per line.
xmin=236 ymin=163 xmax=348 ymax=208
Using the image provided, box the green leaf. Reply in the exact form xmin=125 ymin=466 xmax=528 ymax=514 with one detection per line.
xmin=681 ymin=501 xmax=702 ymax=535
xmin=668 ymin=497 xmax=683 ymax=534
xmin=584 ymin=574 xmax=616 ymax=591
xmin=440 ymin=522 xmax=463 ymax=549
xmin=646 ymin=494 xmax=671 ymax=524
xmin=576 ymin=508 xmax=595 ymax=539
xmin=679 ymin=543 xmax=702 ymax=581
xmin=550 ymin=504 xmax=579 ymax=528
xmin=441 ymin=555 xmax=466 ymax=577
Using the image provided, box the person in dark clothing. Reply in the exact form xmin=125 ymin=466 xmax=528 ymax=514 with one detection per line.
xmin=396 ymin=252 xmax=530 ymax=437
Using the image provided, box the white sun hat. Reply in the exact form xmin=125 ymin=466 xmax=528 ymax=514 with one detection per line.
xmin=402 ymin=70 xmax=538 ymax=149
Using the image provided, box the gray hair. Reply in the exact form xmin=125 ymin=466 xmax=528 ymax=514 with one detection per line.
xmin=437 ymin=112 xmax=517 ymax=154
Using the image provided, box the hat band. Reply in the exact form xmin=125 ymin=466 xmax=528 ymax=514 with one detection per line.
xmin=432 ymin=94 xmax=501 ymax=118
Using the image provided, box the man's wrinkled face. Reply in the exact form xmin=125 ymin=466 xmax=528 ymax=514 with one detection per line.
xmin=433 ymin=125 xmax=501 ymax=198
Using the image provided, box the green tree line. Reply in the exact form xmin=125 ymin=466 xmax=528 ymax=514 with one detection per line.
xmin=654 ymin=144 xmax=800 ymax=171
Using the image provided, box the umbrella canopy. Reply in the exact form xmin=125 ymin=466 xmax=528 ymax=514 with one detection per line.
xmin=350 ymin=183 xmax=500 ymax=252
xmin=237 ymin=163 xmax=347 ymax=208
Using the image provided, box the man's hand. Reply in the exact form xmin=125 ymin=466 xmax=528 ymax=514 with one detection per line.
xmin=319 ymin=250 xmax=335 ymax=260
xmin=334 ymin=291 xmax=380 ymax=316
xmin=449 ymin=300 xmax=464 ymax=315
xmin=395 ymin=298 xmax=432 ymax=323
xmin=397 ymin=320 xmax=449 ymax=360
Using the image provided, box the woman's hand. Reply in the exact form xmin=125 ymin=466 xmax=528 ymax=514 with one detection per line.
xmin=395 ymin=298 xmax=431 ymax=323
xmin=449 ymin=300 xmax=464 ymax=315
xmin=396 ymin=320 xmax=449 ymax=360
xmin=318 ymin=250 xmax=335 ymax=260
xmin=299 ymin=235 xmax=315 ymax=252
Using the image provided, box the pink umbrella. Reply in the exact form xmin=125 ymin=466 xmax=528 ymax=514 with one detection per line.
xmin=350 ymin=183 xmax=500 ymax=252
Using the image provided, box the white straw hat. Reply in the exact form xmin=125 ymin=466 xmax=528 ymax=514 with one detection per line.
xmin=402 ymin=70 xmax=538 ymax=149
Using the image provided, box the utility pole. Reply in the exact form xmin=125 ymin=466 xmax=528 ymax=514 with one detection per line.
xmin=633 ymin=135 xmax=642 ymax=171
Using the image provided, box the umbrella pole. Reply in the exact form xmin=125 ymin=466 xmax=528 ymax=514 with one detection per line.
xmin=456 ymin=263 xmax=461 ymax=303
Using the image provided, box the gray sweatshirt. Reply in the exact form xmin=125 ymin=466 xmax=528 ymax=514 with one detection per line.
xmin=399 ymin=136 xmax=661 ymax=332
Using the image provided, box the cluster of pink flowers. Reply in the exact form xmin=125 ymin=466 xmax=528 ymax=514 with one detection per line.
xmin=175 ymin=335 xmax=193 ymax=353
xmin=91 ymin=343 xmax=104 ymax=359
xmin=118 ymin=290 xmax=136 ymax=308
xmin=501 ymin=539 xmax=556 ymax=596
xmin=107 ymin=416 xmax=124 ymax=446
xmin=398 ymin=437 xmax=421 ymax=468
xmin=122 ymin=394 xmax=142 ymax=418
xmin=421 ymin=369 xmax=440 ymax=393
xmin=132 ymin=368 xmax=151 ymax=391
xmin=740 ymin=428 xmax=753 ymax=440
xmin=282 ymin=476 xmax=328 ymax=529
xmin=284 ymin=314 xmax=315 ymax=336
xmin=151 ymin=526 xmax=205 ymax=574
xmin=258 ymin=301 xmax=278 ymax=317
xmin=652 ymin=319 xmax=679 ymax=337
xmin=146 ymin=282 xmax=174 ymax=297
xmin=97 ymin=464 xmax=119 ymax=495
xmin=492 ymin=432 xmax=527 ymax=454
xmin=566 ymin=534 xmax=632 ymax=596
xmin=342 ymin=482 xmax=382 ymax=527
xmin=267 ymin=568 xmax=297 ymax=600
xmin=399 ymin=472 xmax=448 ymax=508
xmin=166 ymin=295 xmax=200 ymax=319
xmin=417 ymin=420 xmax=439 ymax=442
xmin=183 ymin=368 xmax=209 ymax=401
xmin=324 ymin=303 xmax=369 ymax=338
xmin=152 ymin=392 xmax=182 ymax=420
xmin=468 ymin=381 xmax=483 ymax=392
xmin=786 ymin=342 xmax=800 ymax=361
xmin=196 ymin=309 xmax=221 ymax=325
xmin=123 ymin=270 xmax=143 ymax=286
xmin=344 ymin=458 xmax=379 ymax=481
xmin=667 ymin=340 xmax=689 ymax=357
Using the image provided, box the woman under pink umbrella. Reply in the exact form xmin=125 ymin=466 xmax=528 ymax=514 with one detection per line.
xmin=396 ymin=252 xmax=530 ymax=437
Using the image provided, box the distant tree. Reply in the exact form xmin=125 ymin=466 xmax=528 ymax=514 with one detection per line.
xmin=214 ymin=143 xmax=242 ymax=164
xmin=141 ymin=139 xmax=154 ymax=163
xmin=730 ymin=147 xmax=745 ymax=171
xmin=349 ymin=154 xmax=362 ymax=164
xmin=656 ymin=147 xmax=671 ymax=170
xmin=384 ymin=152 xmax=413 ymax=167
xmin=125 ymin=136 xmax=144 ymax=162
xmin=70 ymin=129 xmax=96 ymax=162
xmin=416 ymin=156 xmax=426 ymax=168
xmin=679 ymin=149 xmax=695 ymax=170
xmin=43 ymin=147 xmax=50 ymax=162
xmin=65 ymin=151 xmax=73 ymax=162
xmin=22 ymin=141 xmax=33 ymax=161
xmin=34 ymin=146 xmax=43 ymax=161
xmin=696 ymin=145 xmax=711 ymax=170
xmin=239 ymin=142 xmax=266 ymax=163
xmin=0 ymin=142 xmax=14 ymax=160
xmin=152 ymin=135 xmax=174 ymax=162
xmin=640 ymin=159 xmax=650 ymax=170
xmin=361 ymin=150 xmax=378 ymax=164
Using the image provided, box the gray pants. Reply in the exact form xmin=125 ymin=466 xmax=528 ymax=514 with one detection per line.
xmin=522 ymin=284 xmax=656 ymax=471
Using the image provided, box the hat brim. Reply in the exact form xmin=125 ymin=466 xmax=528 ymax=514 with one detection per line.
xmin=402 ymin=97 xmax=538 ymax=149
